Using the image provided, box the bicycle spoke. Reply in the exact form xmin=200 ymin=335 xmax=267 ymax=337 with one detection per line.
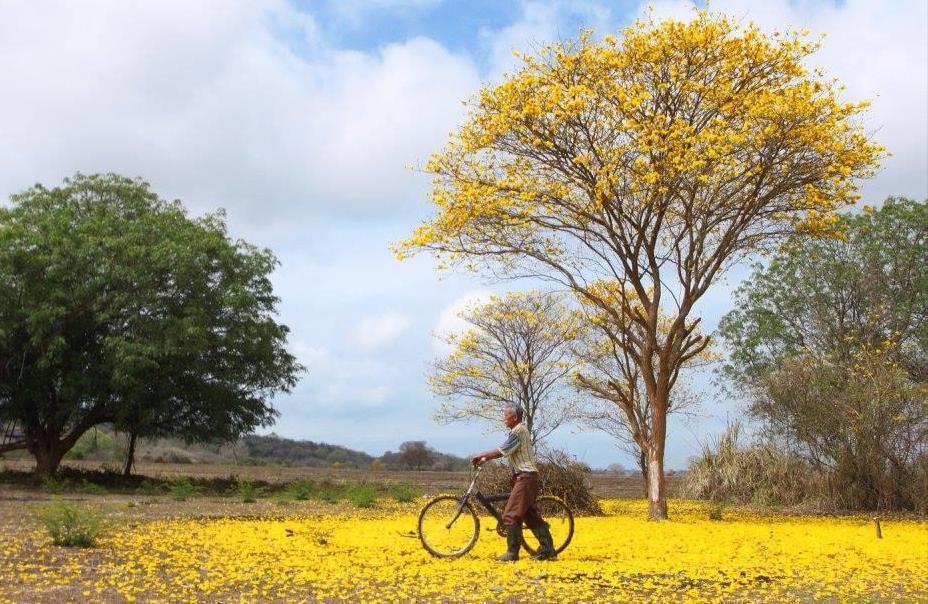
xmin=418 ymin=496 xmax=479 ymax=558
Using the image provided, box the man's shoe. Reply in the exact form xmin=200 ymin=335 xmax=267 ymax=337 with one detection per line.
xmin=497 ymin=523 xmax=521 ymax=562
xmin=530 ymin=523 xmax=557 ymax=560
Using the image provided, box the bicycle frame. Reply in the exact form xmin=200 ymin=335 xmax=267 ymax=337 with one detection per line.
xmin=447 ymin=466 xmax=510 ymax=529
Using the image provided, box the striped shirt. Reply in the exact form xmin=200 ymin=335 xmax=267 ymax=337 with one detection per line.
xmin=497 ymin=422 xmax=538 ymax=473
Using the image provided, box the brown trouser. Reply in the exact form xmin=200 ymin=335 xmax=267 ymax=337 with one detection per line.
xmin=503 ymin=472 xmax=545 ymax=528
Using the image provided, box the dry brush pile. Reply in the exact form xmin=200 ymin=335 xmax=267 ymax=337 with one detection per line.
xmin=478 ymin=450 xmax=602 ymax=515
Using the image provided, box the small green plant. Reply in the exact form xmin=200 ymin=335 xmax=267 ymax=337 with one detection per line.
xmin=345 ymin=483 xmax=377 ymax=508
xmin=237 ymin=480 xmax=264 ymax=503
xmin=39 ymin=501 xmax=105 ymax=547
xmin=286 ymin=480 xmax=315 ymax=501
xmin=389 ymin=481 xmax=418 ymax=503
xmin=708 ymin=501 xmax=726 ymax=521
xmin=168 ymin=478 xmax=201 ymax=502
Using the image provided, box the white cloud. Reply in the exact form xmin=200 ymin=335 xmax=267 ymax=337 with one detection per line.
xmin=352 ymin=312 xmax=412 ymax=352
xmin=0 ymin=1 xmax=481 ymax=235
xmin=433 ymin=289 xmax=494 ymax=353
xmin=289 ymin=341 xmax=329 ymax=366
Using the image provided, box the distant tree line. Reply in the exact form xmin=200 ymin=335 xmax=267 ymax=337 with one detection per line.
xmin=241 ymin=435 xmax=469 ymax=471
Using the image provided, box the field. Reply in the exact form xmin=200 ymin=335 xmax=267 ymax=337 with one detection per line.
xmin=1 ymin=462 xmax=925 ymax=603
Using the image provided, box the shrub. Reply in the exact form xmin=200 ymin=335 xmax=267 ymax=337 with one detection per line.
xmin=389 ymin=481 xmax=418 ymax=503
xmin=345 ymin=483 xmax=376 ymax=508
xmin=237 ymin=480 xmax=264 ymax=503
xmin=285 ymin=481 xmax=315 ymax=501
xmin=168 ymin=478 xmax=202 ymax=502
xmin=478 ymin=449 xmax=602 ymax=515
xmin=39 ymin=501 xmax=105 ymax=547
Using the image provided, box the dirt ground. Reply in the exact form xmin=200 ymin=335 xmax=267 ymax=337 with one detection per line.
xmin=0 ymin=458 xmax=672 ymax=498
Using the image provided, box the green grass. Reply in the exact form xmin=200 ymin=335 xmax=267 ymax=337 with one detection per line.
xmin=38 ymin=501 xmax=105 ymax=547
xmin=388 ymin=481 xmax=418 ymax=503
xmin=345 ymin=483 xmax=377 ymax=508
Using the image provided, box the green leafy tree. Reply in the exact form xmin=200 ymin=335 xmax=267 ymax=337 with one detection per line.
xmin=719 ymin=198 xmax=928 ymax=510
xmin=0 ymin=173 xmax=303 ymax=474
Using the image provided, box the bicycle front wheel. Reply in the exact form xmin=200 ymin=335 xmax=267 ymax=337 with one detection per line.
xmin=521 ymin=495 xmax=574 ymax=556
xmin=418 ymin=495 xmax=480 ymax=558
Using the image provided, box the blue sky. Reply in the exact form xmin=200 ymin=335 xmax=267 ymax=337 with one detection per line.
xmin=1 ymin=0 xmax=925 ymax=469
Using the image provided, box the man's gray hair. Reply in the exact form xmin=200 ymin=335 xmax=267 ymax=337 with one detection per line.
xmin=504 ymin=404 xmax=524 ymax=422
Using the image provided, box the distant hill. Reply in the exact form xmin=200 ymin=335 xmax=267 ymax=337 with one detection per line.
xmin=38 ymin=426 xmax=471 ymax=471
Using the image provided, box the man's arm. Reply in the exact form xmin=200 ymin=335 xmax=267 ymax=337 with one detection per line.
xmin=470 ymin=432 xmax=520 ymax=466
xmin=470 ymin=448 xmax=503 ymax=466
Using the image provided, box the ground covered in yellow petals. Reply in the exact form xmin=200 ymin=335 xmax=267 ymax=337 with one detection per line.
xmin=1 ymin=498 xmax=925 ymax=603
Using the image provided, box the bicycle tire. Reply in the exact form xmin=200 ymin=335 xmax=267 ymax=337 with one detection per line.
xmin=417 ymin=495 xmax=481 ymax=558
xmin=520 ymin=495 xmax=574 ymax=556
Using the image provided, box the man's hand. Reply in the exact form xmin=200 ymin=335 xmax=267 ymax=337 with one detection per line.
xmin=470 ymin=455 xmax=485 ymax=467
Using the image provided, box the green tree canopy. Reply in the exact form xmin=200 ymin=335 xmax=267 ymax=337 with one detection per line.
xmin=0 ymin=173 xmax=303 ymax=474
xmin=719 ymin=197 xmax=927 ymax=383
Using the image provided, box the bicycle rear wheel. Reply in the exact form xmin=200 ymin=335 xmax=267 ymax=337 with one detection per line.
xmin=418 ymin=495 xmax=480 ymax=558
xmin=521 ymin=495 xmax=574 ymax=556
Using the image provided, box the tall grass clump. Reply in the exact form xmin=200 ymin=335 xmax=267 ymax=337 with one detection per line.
xmin=39 ymin=501 xmax=105 ymax=547
xmin=682 ymin=422 xmax=813 ymax=508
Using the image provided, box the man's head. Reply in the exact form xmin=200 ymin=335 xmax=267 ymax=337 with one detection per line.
xmin=503 ymin=405 xmax=523 ymax=429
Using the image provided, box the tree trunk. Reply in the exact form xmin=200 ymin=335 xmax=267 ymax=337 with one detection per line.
xmin=638 ymin=449 xmax=649 ymax=498
xmin=123 ymin=430 xmax=138 ymax=477
xmin=32 ymin=439 xmax=67 ymax=476
xmin=645 ymin=446 xmax=667 ymax=519
xmin=643 ymin=388 xmax=667 ymax=519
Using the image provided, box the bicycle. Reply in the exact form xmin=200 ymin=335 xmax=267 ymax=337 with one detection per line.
xmin=417 ymin=465 xmax=574 ymax=559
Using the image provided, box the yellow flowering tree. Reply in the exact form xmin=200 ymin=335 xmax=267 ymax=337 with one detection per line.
xmin=430 ymin=291 xmax=580 ymax=445
xmin=396 ymin=12 xmax=884 ymax=518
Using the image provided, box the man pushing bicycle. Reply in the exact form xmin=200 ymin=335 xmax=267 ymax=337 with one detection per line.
xmin=470 ymin=405 xmax=557 ymax=562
